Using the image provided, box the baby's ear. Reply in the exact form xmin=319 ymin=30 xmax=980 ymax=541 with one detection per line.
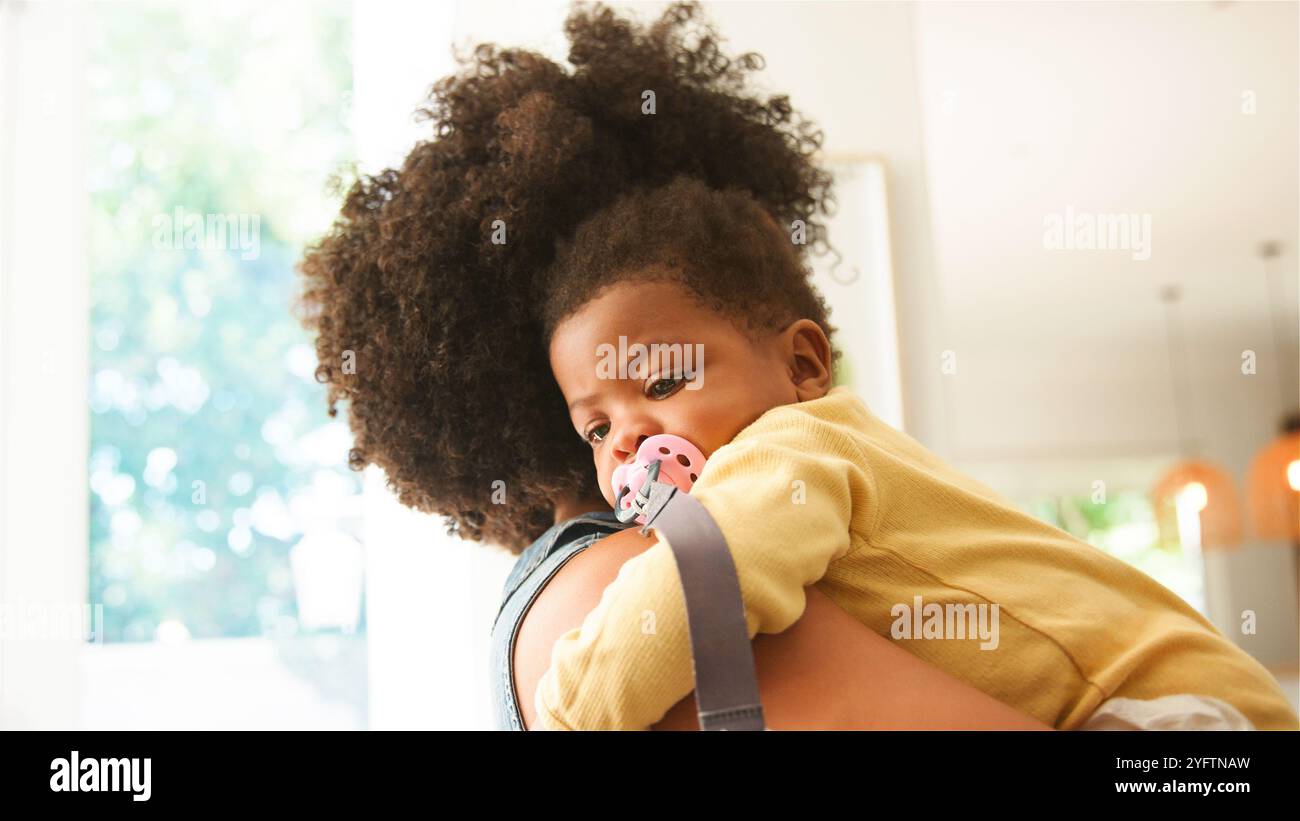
xmin=783 ymin=319 xmax=833 ymax=400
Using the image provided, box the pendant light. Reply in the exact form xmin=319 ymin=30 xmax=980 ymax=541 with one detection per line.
xmin=1150 ymin=284 xmax=1243 ymax=551
xmin=1245 ymin=241 xmax=1299 ymax=541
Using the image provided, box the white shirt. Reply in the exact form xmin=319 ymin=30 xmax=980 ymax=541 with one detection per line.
xmin=1079 ymin=694 xmax=1255 ymax=730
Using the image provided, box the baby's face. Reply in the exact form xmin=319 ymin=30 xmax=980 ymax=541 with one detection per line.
xmin=548 ymin=278 xmax=804 ymax=509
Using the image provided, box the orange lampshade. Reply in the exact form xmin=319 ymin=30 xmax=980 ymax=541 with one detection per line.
xmin=1246 ymin=431 xmax=1300 ymax=541
xmin=1151 ymin=460 xmax=1243 ymax=550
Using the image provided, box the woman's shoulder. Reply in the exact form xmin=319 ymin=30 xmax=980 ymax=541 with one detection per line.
xmin=508 ymin=523 xmax=663 ymax=730
xmin=498 ymin=510 xmax=631 ymax=608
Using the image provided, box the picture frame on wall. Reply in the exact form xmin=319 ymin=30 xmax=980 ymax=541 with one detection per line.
xmin=808 ymin=154 xmax=905 ymax=431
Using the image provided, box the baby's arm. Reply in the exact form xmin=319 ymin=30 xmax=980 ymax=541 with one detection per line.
xmin=533 ymin=418 xmax=872 ymax=730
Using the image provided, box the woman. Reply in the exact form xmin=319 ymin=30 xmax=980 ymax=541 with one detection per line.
xmin=298 ymin=1 xmax=1054 ymax=730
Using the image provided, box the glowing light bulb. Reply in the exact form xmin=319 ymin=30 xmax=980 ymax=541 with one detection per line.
xmin=1287 ymin=460 xmax=1300 ymax=492
xmin=1179 ymin=481 xmax=1208 ymax=512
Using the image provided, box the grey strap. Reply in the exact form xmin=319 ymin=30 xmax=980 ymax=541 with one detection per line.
xmin=640 ymin=482 xmax=767 ymax=731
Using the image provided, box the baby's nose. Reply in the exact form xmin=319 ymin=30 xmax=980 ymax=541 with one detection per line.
xmin=613 ymin=431 xmax=651 ymax=462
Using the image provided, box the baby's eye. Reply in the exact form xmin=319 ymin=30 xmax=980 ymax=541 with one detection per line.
xmin=584 ymin=422 xmax=610 ymax=446
xmin=646 ymin=376 xmax=685 ymax=400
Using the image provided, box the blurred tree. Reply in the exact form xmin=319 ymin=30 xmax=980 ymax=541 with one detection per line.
xmin=88 ymin=0 xmax=359 ymax=641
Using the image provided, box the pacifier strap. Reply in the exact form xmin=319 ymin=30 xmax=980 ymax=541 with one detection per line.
xmin=640 ymin=483 xmax=767 ymax=731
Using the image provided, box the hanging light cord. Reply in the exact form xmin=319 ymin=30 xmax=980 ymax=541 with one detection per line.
xmin=1263 ymin=254 xmax=1293 ymax=412
xmin=1160 ymin=287 xmax=1196 ymax=459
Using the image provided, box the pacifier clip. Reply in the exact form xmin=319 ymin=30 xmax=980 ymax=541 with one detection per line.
xmin=611 ymin=434 xmax=767 ymax=731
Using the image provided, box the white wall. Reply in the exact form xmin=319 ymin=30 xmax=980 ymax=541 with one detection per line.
xmin=0 ymin=0 xmax=90 ymax=729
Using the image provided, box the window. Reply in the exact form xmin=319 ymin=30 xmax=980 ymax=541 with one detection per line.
xmin=84 ymin=0 xmax=366 ymax=727
xmin=1017 ymin=489 xmax=1205 ymax=614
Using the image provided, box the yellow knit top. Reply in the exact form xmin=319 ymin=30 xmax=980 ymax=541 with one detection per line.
xmin=534 ymin=386 xmax=1299 ymax=730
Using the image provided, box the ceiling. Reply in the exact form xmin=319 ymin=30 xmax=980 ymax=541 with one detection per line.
xmin=912 ymin=0 xmax=1299 ymax=487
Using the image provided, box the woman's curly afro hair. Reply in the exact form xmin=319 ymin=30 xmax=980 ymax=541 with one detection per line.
xmin=296 ymin=1 xmax=834 ymax=553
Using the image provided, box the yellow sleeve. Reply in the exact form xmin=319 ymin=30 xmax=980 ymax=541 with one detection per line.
xmin=533 ymin=414 xmax=871 ymax=730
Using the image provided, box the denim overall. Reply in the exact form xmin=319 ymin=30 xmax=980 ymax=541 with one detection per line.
xmin=488 ymin=479 xmax=769 ymax=732
xmin=488 ymin=511 xmax=631 ymax=731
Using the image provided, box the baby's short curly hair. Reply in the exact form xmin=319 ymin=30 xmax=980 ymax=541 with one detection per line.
xmin=540 ymin=175 xmax=834 ymax=346
xmin=296 ymin=1 xmax=835 ymax=552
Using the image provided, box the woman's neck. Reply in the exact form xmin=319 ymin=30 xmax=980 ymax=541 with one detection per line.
xmin=553 ymin=495 xmax=610 ymax=524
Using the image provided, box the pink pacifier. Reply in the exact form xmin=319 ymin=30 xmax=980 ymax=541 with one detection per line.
xmin=611 ymin=433 xmax=708 ymax=524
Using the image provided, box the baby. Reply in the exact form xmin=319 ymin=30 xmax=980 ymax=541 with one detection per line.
xmin=533 ymin=176 xmax=1299 ymax=731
